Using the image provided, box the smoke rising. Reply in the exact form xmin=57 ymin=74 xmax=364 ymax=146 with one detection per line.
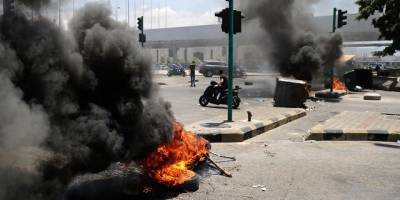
xmin=241 ymin=0 xmax=343 ymax=81
xmin=17 ymin=0 xmax=52 ymax=10
xmin=0 ymin=2 xmax=174 ymax=199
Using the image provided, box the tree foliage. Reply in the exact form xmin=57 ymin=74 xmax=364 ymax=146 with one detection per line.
xmin=356 ymin=0 xmax=400 ymax=56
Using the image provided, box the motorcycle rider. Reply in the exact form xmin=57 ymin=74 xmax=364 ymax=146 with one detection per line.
xmin=216 ymin=70 xmax=228 ymax=101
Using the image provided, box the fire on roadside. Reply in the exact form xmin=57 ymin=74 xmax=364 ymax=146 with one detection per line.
xmin=140 ymin=123 xmax=209 ymax=187
xmin=332 ymin=77 xmax=348 ymax=91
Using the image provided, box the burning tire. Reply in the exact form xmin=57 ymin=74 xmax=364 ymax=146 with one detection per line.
xmin=199 ymin=95 xmax=208 ymax=107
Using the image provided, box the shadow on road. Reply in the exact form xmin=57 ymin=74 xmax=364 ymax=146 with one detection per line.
xmin=204 ymin=105 xmax=241 ymax=111
xmin=374 ymin=143 xmax=400 ymax=149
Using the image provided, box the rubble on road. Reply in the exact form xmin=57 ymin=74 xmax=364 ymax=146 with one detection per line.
xmin=364 ymin=93 xmax=382 ymax=101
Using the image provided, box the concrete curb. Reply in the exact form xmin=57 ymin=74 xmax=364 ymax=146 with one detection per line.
xmin=187 ymin=109 xmax=306 ymax=143
xmin=308 ymin=112 xmax=400 ymax=142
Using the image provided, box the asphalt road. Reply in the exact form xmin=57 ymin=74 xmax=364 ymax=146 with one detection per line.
xmin=155 ymin=73 xmax=279 ymax=125
xmin=155 ymin=73 xmax=400 ymax=141
xmin=156 ymin=73 xmax=400 ymax=200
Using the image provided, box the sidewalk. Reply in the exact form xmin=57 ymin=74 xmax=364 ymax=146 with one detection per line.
xmin=308 ymin=111 xmax=400 ymax=141
xmin=186 ymin=107 xmax=306 ymax=142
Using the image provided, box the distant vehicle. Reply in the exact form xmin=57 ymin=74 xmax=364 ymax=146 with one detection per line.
xmin=167 ymin=64 xmax=186 ymax=77
xmin=367 ymin=63 xmax=385 ymax=70
xmin=199 ymin=80 xmax=241 ymax=109
xmin=179 ymin=63 xmax=189 ymax=69
xmin=198 ymin=60 xmax=246 ymax=78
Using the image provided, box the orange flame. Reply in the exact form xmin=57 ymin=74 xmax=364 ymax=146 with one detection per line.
xmin=141 ymin=123 xmax=209 ymax=187
xmin=332 ymin=77 xmax=347 ymax=91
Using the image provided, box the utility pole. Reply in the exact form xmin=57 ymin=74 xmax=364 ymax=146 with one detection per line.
xmin=330 ymin=8 xmax=347 ymax=92
xmin=331 ymin=7 xmax=337 ymax=93
xmin=127 ymin=0 xmax=130 ymax=25
xmin=165 ymin=0 xmax=167 ymax=28
xmin=215 ymin=0 xmax=244 ymax=122
xmin=134 ymin=0 xmax=136 ymax=26
xmin=58 ymin=0 xmax=61 ymax=27
xmin=150 ymin=0 xmax=153 ymax=29
xmin=227 ymin=0 xmax=234 ymax=122
xmin=137 ymin=16 xmax=146 ymax=47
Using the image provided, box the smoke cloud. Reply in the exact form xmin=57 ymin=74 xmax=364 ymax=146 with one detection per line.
xmin=241 ymin=0 xmax=343 ymax=81
xmin=0 ymin=2 xmax=174 ymax=199
xmin=16 ymin=0 xmax=52 ymax=10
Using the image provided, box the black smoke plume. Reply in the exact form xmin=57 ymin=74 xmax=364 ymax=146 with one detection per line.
xmin=242 ymin=0 xmax=343 ymax=81
xmin=0 ymin=2 xmax=174 ymax=199
xmin=17 ymin=0 xmax=52 ymax=10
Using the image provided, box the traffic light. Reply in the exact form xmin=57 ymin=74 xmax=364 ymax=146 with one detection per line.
xmin=139 ymin=33 xmax=146 ymax=43
xmin=137 ymin=16 xmax=144 ymax=31
xmin=215 ymin=8 xmax=244 ymax=34
xmin=215 ymin=8 xmax=230 ymax=33
xmin=233 ymin=10 xmax=244 ymax=34
xmin=337 ymin=9 xmax=348 ymax=28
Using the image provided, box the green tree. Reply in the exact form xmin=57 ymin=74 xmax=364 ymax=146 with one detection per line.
xmin=356 ymin=0 xmax=400 ymax=56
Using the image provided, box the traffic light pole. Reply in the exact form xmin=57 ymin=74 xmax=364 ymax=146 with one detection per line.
xmin=227 ymin=0 xmax=234 ymax=122
xmin=331 ymin=8 xmax=337 ymax=93
xmin=141 ymin=29 xmax=144 ymax=47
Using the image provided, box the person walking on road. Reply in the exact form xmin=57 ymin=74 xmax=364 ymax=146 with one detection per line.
xmin=189 ymin=61 xmax=196 ymax=87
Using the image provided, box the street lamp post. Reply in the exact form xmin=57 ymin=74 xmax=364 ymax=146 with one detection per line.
xmin=127 ymin=0 xmax=130 ymax=26
xmin=58 ymin=0 xmax=61 ymax=27
xmin=116 ymin=6 xmax=120 ymax=21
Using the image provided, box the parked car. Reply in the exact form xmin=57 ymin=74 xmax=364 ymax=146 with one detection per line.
xmin=198 ymin=60 xmax=246 ymax=78
xmin=167 ymin=64 xmax=186 ymax=77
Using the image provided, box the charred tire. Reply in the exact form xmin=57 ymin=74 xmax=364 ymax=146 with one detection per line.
xmin=167 ymin=72 xmax=172 ymax=77
xmin=199 ymin=95 xmax=208 ymax=107
xmin=233 ymin=97 xmax=241 ymax=109
xmin=182 ymin=72 xmax=186 ymax=77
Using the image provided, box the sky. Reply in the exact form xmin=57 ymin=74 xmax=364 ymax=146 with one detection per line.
xmin=55 ymin=0 xmax=360 ymax=29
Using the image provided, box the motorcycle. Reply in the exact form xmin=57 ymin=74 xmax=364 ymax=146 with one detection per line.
xmin=167 ymin=64 xmax=186 ymax=77
xmin=199 ymin=81 xmax=241 ymax=109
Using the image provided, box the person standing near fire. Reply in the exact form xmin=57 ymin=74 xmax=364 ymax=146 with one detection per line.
xmin=189 ymin=61 xmax=196 ymax=87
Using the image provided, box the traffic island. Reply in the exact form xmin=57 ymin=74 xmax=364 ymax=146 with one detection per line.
xmin=186 ymin=109 xmax=306 ymax=142
xmin=308 ymin=111 xmax=400 ymax=141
